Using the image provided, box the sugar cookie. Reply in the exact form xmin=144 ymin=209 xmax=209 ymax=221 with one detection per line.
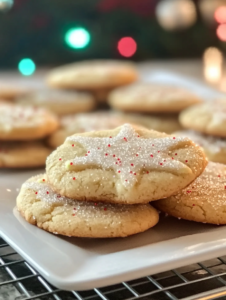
xmin=16 ymin=89 xmax=95 ymax=116
xmin=47 ymin=112 xmax=134 ymax=148
xmin=0 ymin=141 xmax=51 ymax=168
xmin=46 ymin=60 xmax=138 ymax=90
xmin=0 ymin=103 xmax=59 ymax=140
xmin=175 ymin=130 xmax=226 ymax=164
xmin=121 ymin=113 xmax=182 ymax=134
xmin=155 ymin=162 xmax=226 ymax=225
xmin=46 ymin=124 xmax=207 ymax=204
xmin=108 ymin=83 xmax=202 ymax=113
xmin=17 ymin=174 xmax=159 ymax=238
xmin=179 ymin=102 xmax=226 ymax=137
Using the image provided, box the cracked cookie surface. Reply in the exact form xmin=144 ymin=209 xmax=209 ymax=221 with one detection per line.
xmin=154 ymin=162 xmax=226 ymax=225
xmin=46 ymin=124 xmax=207 ymax=204
xmin=179 ymin=102 xmax=226 ymax=137
xmin=16 ymin=174 xmax=159 ymax=238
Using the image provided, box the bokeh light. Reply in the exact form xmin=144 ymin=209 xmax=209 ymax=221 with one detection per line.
xmin=117 ymin=37 xmax=137 ymax=57
xmin=217 ymin=24 xmax=226 ymax=41
xmin=203 ymin=47 xmax=223 ymax=83
xmin=156 ymin=0 xmax=197 ymax=31
xmin=18 ymin=58 xmax=36 ymax=76
xmin=65 ymin=27 xmax=90 ymax=49
xmin=215 ymin=6 xmax=226 ymax=23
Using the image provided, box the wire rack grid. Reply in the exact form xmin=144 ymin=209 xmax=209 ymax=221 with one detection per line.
xmin=1 ymin=236 xmax=226 ymax=300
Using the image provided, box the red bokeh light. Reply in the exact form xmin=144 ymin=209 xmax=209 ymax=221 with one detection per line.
xmin=215 ymin=6 xmax=226 ymax=24
xmin=217 ymin=24 xmax=226 ymax=41
xmin=117 ymin=37 xmax=137 ymax=57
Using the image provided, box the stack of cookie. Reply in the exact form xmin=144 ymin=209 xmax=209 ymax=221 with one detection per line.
xmin=176 ymin=101 xmax=226 ymax=164
xmin=107 ymin=82 xmax=202 ymax=133
xmin=0 ymin=102 xmax=59 ymax=168
xmin=17 ymin=123 xmax=210 ymax=238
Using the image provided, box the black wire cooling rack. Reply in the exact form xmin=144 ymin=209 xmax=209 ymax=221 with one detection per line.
xmin=2 ymin=236 xmax=226 ymax=300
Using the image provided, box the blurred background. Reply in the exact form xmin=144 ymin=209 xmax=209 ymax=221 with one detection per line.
xmin=0 ymin=0 xmax=225 ymax=67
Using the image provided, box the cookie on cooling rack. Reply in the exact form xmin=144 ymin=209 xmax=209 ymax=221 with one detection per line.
xmin=0 ymin=141 xmax=52 ymax=168
xmin=16 ymin=89 xmax=95 ymax=116
xmin=108 ymin=83 xmax=202 ymax=113
xmin=154 ymin=162 xmax=226 ymax=225
xmin=0 ymin=103 xmax=59 ymax=140
xmin=46 ymin=124 xmax=207 ymax=204
xmin=17 ymin=174 xmax=159 ymax=238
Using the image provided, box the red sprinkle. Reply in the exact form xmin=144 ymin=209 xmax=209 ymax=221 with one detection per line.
xmin=94 ymin=203 xmax=97 ymax=206
xmin=124 ymin=137 xmax=127 ymax=141
xmin=59 ymin=158 xmax=62 ymax=161
xmin=172 ymin=157 xmax=174 ymax=160
xmin=88 ymin=151 xmax=90 ymax=153
xmin=72 ymin=214 xmax=76 ymax=216
xmin=73 ymin=177 xmax=76 ymax=180
xmin=109 ymin=136 xmax=112 ymax=138
xmin=150 ymin=154 xmax=153 ymax=157
xmin=113 ymin=154 xmax=116 ymax=157
xmin=160 ymin=163 xmax=163 ymax=165
xmin=118 ymin=170 xmax=121 ymax=173
xmin=134 ymin=173 xmax=136 ymax=175
xmin=125 ymin=179 xmax=128 ymax=182
xmin=85 ymin=154 xmax=88 ymax=156
xmin=136 ymin=154 xmax=138 ymax=156
xmin=225 ymin=186 xmax=226 ymax=189
xmin=73 ymin=208 xmax=76 ymax=210
xmin=115 ymin=162 xmax=118 ymax=164
xmin=175 ymin=153 xmax=177 ymax=155
xmin=185 ymin=160 xmax=188 ymax=163
xmin=187 ymin=190 xmax=191 ymax=193
xmin=173 ymin=137 xmax=176 ymax=139
xmin=192 ymin=204 xmax=195 ymax=206
xmin=152 ymin=144 xmax=154 ymax=146
xmin=46 ymin=191 xmax=49 ymax=194
xmin=131 ymin=164 xmax=134 ymax=166
xmin=104 ymin=208 xmax=107 ymax=211
xmin=42 ymin=179 xmax=45 ymax=182
xmin=130 ymin=171 xmax=133 ymax=174
xmin=147 ymin=171 xmax=149 ymax=174
xmin=70 ymin=162 xmax=73 ymax=165
xmin=218 ymin=175 xmax=221 ymax=177
xmin=108 ymin=144 xmax=111 ymax=147
xmin=72 ymin=144 xmax=74 ymax=147
xmin=105 ymin=153 xmax=108 ymax=156
xmin=158 ymin=151 xmax=160 ymax=153
xmin=117 ymin=158 xmax=120 ymax=161
xmin=35 ymin=192 xmax=38 ymax=194
xmin=137 ymin=135 xmax=140 ymax=137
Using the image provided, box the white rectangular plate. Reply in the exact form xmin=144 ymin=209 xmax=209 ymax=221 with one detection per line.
xmin=1 ymin=72 xmax=226 ymax=291
xmin=1 ymin=169 xmax=226 ymax=291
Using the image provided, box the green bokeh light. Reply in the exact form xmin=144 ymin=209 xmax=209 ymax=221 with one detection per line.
xmin=65 ymin=27 xmax=90 ymax=49
xmin=18 ymin=58 xmax=36 ymax=76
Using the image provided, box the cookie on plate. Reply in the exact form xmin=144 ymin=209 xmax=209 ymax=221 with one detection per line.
xmin=47 ymin=112 xmax=134 ymax=148
xmin=108 ymin=83 xmax=202 ymax=113
xmin=154 ymin=162 xmax=226 ymax=225
xmin=46 ymin=60 xmax=138 ymax=90
xmin=16 ymin=89 xmax=95 ymax=116
xmin=0 ymin=103 xmax=59 ymax=140
xmin=0 ymin=141 xmax=52 ymax=168
xmin=179 ymin=102 xmax=226 ymax=137
xmin=121 ymin=113 xmax=182 ymax=134
xmin=17 ymin=174 xmax=159 ymax=238
xmin=46 ymin=123 xmax=207 ymax=204
xmin=174 ymin=130 xmax=226 ymax=164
